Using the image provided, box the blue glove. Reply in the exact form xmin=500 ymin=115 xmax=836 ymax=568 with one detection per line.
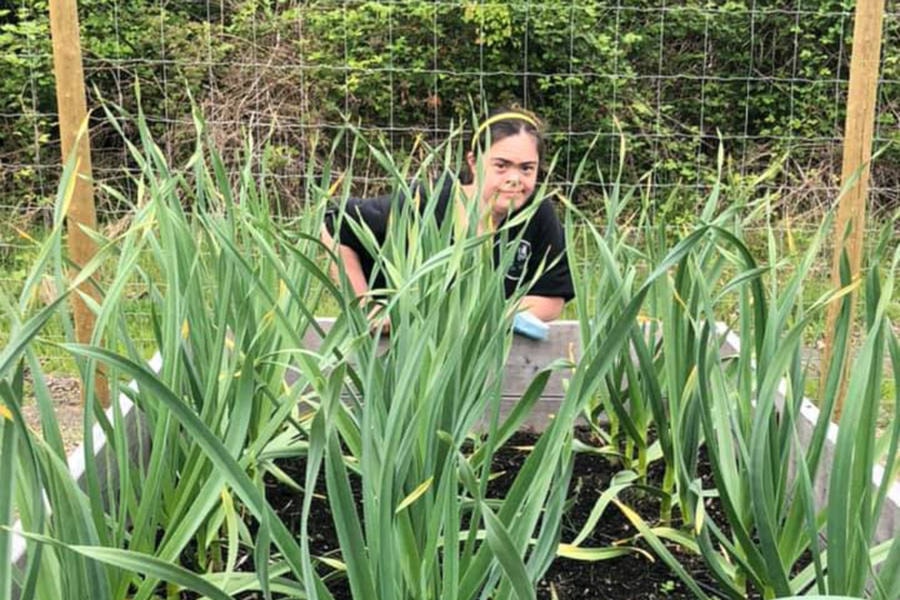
xmin=512 ymin=311 xmax=549 ymax=341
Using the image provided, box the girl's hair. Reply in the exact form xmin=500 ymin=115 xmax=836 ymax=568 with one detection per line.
xmin=459 ymin=107 xmax=545 ymax=184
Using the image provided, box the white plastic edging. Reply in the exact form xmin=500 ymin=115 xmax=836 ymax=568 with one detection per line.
xmin=9 ymin=353 xmax=159 ymax=587
xmin=719 ymin=328 xmax=899 ymax=545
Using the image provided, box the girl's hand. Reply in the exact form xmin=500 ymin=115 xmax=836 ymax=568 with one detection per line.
xmin=365 ymin=299 xmax=391 ymax=336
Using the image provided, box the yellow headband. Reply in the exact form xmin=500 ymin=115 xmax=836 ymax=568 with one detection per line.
xmin=472 ymin=111 xmax=540 ymax=150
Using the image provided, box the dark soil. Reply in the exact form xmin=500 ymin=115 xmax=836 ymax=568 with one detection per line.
xmin=22 ymin=376 xmax=733 ymax=598
xmin=494 ymin=433 xmax=717 ymax=600
xmin=258 ymin=429 xmax=732 ymax=600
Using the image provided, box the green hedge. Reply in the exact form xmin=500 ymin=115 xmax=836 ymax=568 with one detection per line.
xmin=1 ymin=0 xmax=897 ymax=218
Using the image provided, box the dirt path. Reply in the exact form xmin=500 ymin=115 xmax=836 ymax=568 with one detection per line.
xmin=20 ymin=375 xmax=84 ymax=455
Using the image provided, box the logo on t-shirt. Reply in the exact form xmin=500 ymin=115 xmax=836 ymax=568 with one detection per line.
xmin=505 ymin=240 xmax=532 ymax=281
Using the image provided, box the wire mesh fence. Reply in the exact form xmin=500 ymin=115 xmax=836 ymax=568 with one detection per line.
xmin=1 ymin=0 xmax=898 ymax=368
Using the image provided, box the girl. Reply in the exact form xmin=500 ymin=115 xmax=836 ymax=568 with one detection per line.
xmin=321 ymin=108 xmax=574 ymax=331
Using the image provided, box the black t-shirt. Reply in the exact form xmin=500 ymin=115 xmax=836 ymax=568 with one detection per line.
xmin=324 ymin=176 xmax=575 ymax=301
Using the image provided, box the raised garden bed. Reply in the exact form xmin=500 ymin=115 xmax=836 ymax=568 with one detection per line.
xmin=10 ymin=321 xmax=898 ymax=599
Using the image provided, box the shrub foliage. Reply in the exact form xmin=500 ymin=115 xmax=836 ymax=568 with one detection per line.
xmin=1 ymin=0 xmax=898 ymax=218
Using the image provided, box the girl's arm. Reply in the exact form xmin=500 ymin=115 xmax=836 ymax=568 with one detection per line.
xmin=520 ymin=295 xmax=565 ymax=321
xmin=321 ymin=224 xmax=391 ymax=333
xmin=321 ymin=224 xmax=370 ymax=304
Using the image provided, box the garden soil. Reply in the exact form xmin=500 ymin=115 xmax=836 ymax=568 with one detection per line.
xmin=25 ymin=381 xmax=740 ymax=599
xmin=262 ymin=429 xmax=736 ymax=600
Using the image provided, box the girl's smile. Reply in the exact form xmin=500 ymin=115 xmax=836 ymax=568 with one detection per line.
xmin=464 ymin=131 xmax=540 ymax=224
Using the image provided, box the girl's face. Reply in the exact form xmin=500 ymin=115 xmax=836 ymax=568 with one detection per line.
xmin=468 ymin=131 xmax=540 ymax=223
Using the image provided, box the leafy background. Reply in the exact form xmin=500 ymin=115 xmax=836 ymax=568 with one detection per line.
xmin=1 ymin=0 xmax=898 ymax=223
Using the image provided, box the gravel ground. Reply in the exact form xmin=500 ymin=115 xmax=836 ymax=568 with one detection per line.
xmin=20 ymin=375 xmax=84 ymax=455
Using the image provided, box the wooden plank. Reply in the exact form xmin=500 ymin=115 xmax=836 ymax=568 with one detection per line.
xmin=296 ymin=318 xmax=581 ymax=429
xmin=296 ymin=319 xmax=670 ymax=429
xmin=49 ymin=0 xmax=108 ymax=406
xmin=491 ymin=322 xmax=579 ymax=430
xmin=822 ymin=0 xmax=885 ymax=421
xmin=298 ymin=318 xmax=580 ymax=397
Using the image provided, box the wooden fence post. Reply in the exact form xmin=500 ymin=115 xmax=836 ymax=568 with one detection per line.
xmin=49 ymin=0 xmax=108 ymax=407
xmin=821 ymin=0 xmax=885 ymax=421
